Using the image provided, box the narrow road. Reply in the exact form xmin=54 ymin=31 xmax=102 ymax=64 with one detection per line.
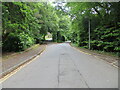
xmin=3 ymin=43 xmax=118 ymax=88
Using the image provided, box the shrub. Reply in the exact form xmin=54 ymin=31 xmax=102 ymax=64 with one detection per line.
xmin=3 ymin=32 xmax=35 ymax=52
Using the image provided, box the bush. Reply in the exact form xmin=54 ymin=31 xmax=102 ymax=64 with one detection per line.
xmin=18 ymin=33 xmax=35 ymax=50
xmin=3 ymin=32 xmax=35 ymax=52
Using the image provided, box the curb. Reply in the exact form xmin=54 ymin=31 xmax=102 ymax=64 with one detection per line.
xmin=69 ymin=43 xmax=119 ymax=69
xmin=0 ymin=45 xmax=46 ymax=80
xmin=2 ymin=44 xmax=40 ymax=61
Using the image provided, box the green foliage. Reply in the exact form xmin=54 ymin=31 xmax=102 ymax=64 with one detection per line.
xmin=2 ymin=2 xmax=120 ymax=57
xmin=3 ymin=32 xmax=35 ymax=52
xmin=66 ymin=2 xmax=120 ymax=56
xmin=2 ymin=2 xmax=70 ymax=52
xmin=18 ymin=33 xmax=35 ymax=50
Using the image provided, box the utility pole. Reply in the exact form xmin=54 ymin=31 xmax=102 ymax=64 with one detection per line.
xmin=88 ymin=19 xmax=91 ymax=50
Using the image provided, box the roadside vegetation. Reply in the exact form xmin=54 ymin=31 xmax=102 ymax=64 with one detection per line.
xmin=2 ymin=2 xmax=69 ymax=52
xmin=66 ymin=2 xmax=120 ymax=57
xmin=2 ymin=2 xmax=120 ymax=57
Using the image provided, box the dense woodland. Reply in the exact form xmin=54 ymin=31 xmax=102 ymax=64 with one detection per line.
xmin=2 ymin=2 xmax=120 ymax=56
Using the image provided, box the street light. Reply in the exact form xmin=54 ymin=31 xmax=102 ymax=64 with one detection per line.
xmin=88 ymin=19 xmax=91 ymax=50
xmin=85 ymin=16 xmax=91 ymax=50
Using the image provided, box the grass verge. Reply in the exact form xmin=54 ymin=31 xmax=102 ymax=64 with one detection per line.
xmin=2 ymin=44 xmax=40 ymax=60
xmin=71 ymin=43 xmax=119 ymax=58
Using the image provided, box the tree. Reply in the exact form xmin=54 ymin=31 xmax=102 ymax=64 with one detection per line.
xmin=66 ymin=2 xmax=120 ymax=55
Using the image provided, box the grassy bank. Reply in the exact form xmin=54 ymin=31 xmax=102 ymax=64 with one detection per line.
xmin=71 ymin=43 xmax=119 ymax=58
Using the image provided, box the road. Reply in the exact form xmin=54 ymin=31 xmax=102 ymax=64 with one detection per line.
xmin=2 ymin=43 xmax=118 ymax=88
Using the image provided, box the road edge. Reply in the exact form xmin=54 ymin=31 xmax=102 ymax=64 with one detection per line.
xmin=0 ymin=44 xmax=47 ymax=83
xmin=69 ymin=43 xmax=119 ymax=69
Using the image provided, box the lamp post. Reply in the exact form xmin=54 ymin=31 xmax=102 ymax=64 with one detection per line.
xmin=85 ymin=16 xmax=91 ymax=50
xmin=88 ymin=19 xmax=91 ymax=50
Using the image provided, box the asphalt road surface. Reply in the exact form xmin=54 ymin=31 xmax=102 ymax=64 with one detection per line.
xmin=2 ymin=43 xmax=118 ymax=88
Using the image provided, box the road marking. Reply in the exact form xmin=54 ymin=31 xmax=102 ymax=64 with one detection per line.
xmin=71 ymin=44 xmax=119 ymax=69
xmin=0 ymin=45 xmax=47 ymax=83
xmin=71 ymin=46 xmax=91 ymax=56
